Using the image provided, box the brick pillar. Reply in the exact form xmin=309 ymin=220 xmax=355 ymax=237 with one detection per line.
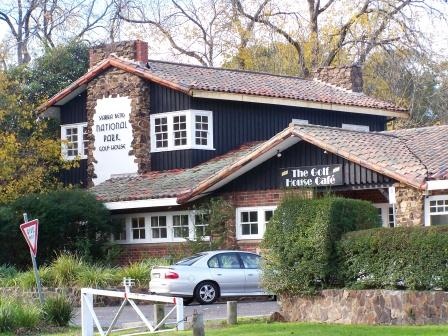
xmin=394 ymin=184 xmax=425 ymax=227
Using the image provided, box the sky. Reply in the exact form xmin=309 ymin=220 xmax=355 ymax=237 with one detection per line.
xmin=0 ymin=0 xmax=447 ymax=65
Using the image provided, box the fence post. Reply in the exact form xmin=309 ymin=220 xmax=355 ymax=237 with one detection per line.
xmin=81 ymin=290 xmax=94 ymax=336
xmin=154 ymin=303 xmax=165 ymax=328
xmin=192 ymin=310 xmax=204 ymax=336
xmin=176 ymin=297 xmax=185 ymax=331
xmin=227 ymin=301 xmax=237 ymax=325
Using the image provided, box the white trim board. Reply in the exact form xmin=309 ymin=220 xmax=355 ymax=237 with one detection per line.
xmin=427 ymin=180 xmax=448 ymax=190
xmin=190 ymin=90 xmax=408 ymax=119
xmin=105 ymin=198 xmax=178 ymax=210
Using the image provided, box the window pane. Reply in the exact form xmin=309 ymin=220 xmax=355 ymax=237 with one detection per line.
xmin=173 ymin=114 xmax=187 ymax=146
xmin=194 ymin=114 xmax=209 ymax=146
xmin=218 ymin=253 xmax=241 ymax=269
xmin=265 ymin=210 xmax=274 ymax=222
xmin=112 ymin=218 xmax=126 ymax=241
xmin=154 ymin=117 xmax=168 ymax=148
xmin=240 ymin=253 xmax=261 ymax=269
xmin=431 ymin=214 xmax=448 ymax=226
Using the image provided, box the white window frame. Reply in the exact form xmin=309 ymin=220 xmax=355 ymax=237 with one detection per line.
xmin=61 ymin=123 xmax=88 ymax=160
xmin=425 ymin=195 xmax=448 ymax=226
xmin=236 ymin=206 xmax=277 ymax=240
xmin=131 ymin=216 xmax=146 ymax=240
xmin=112 ymin=210 xmax=209 ymax=244
xmin=150 ymin=110 xmax=214 ymax=152
xmin=341 ymin=123 xmax=370 ymax=132
xmin=373 ymin=203 xmax=395 ymax=228
xmin=111 ymin=216 xmax=128 ymax=242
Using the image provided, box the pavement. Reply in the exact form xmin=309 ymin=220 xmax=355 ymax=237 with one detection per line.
xmin=72 ymin=299 xmax=280 ymax=328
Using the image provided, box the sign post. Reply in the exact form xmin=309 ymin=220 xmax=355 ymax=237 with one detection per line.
xmin=20 ymin=213 xmax=44 ymax=304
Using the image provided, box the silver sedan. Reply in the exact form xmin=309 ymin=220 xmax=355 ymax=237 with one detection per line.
xmin=149 ymin=250 xmax=268 ymax=305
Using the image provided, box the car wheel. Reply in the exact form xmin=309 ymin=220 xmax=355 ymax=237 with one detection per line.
xmin=194 ymin=281 xmax=219 ymax=305
xmin=183 ymin=297 xmax=195 ymax=306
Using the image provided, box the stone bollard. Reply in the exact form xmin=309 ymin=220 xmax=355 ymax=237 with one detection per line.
xmin=154 ymin=303 xmax=165 ymax=328
xmin=192 ymin=310 xmax=205 ymax=336
xmin=227 ymin=301 xmax=237 ymax=325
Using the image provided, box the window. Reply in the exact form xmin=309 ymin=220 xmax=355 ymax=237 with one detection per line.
xmin=112 ymin=217 xmax=127 ymax=241
xmin=291 ymin=119 xmax=309 ymax=125
xmin=373 ymin=203 xmax=395 ymax=228
xmin=240 ymin=253 xmax=261 ymax=269
xmin=151 ymin=216 xmax=167 ymax=239
xmin=132 ymin=217 xmax=145 ymax=240
xmin=61 ymin=123 xmax=88 ymax=159
xmin=194 ymin=213 xmax=209 ymax=239
xmin=150 ymin=110 xmax=213 ymax=152
xmin=173 ymin=214 xmax=189 ymax=238
xmin=341 ymin=123 xmax=370 ymax=132
xmin=425 ymin=196 xmax=448 ymax=226
xmin=154 ymin=117 xmax=168 ymax=148
xmin=208 ymin=253 xmax=241 ymax=269
xmin=236 ymin=206 xmax=276 ymax=240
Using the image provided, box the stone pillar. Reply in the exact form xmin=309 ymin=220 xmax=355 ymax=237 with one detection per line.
xmin=394 ymin=184 xmax=425 ymax=227
xmin=86 ymin=41 xmax=151 ymax=186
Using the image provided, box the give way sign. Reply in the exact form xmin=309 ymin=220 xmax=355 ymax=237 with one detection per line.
xmin=20 ymin=219 xmax=39 ymax=256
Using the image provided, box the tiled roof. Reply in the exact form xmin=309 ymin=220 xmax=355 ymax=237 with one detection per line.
xmin=292 ymin=125 xmax=427 ymax=187
xmin=386 ymin=125 xmax=448 ymax=180
xmin=145 ymin=59 xmax=406 ymax=112
xmin=39 ymin=55 xmax=408 ymax=114
xmin=91 ymin=124 xmax=448 ymax=204
xmin=91 ymin=142 xmax=263 ymax=203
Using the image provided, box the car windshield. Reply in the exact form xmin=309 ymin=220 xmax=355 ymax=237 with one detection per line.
xmin=174 ymin=253 xmax=205 ymax=266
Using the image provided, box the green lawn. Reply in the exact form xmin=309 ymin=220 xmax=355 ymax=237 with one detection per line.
xmin=16 ymin=320 xmax=448 ymax=336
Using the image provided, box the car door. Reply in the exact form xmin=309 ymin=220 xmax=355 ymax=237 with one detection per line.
xmin=208 ymin=252 xmax=246 ymax=295
xmin=239 ymin=252 xmax=263 ymax=294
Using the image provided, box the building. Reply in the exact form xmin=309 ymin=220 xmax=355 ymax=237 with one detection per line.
xmin=40 ymin=40 xmax=448 ymax=262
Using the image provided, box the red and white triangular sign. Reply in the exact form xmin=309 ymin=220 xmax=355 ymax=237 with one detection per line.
xmin=20 ymin=219 xmax=39 ymax=256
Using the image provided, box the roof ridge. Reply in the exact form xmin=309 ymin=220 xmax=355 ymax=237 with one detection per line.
xmin=147 ymin=59 xmax=311 ymax=81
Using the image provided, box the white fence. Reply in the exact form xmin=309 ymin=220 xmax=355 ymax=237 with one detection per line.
xmin=81 ymin=284 xmax=184 ymax=336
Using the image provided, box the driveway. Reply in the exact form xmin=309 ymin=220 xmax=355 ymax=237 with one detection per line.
xmin=72 ymin=299 xmax=280 ymax=328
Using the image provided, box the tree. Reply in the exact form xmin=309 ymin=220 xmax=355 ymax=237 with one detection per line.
xmin=232 ymin=0 xmax=447 ymax=77
xmin=0 ymin=71 xmax=71 ymax=204
xmin=0 ymin=189 xmax=112 ymax=267
xmin=364 ymin=49 xmax=448 ymax=127
xmin=0 ymin=0 xmax=111 ymax=66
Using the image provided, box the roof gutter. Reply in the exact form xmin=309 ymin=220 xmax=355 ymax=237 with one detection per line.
xmin=104 ymin=198 xmax=178 ymax=210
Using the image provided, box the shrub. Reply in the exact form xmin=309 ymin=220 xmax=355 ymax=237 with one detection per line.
xmin=337 ymin=226 xmax=448 ymax=290
xmin=77 ymin=264 xmax=116 ymax=288
xmin=0 ymin=299 xmax=41 ymax=332
xmin=50 ymin=253 xmax=84 ymax=287
xmin=42 ymin=295 xmax=73 ymax=327
xmin=262 ymin=193 xmax=380 ymax=295
xmin=0 ymin=265 xmax=18 ymax=287
xmin=0 ymin=189 xmax=112 ymax=268
xmin=115 ymin=258 xmax=169 ymax=287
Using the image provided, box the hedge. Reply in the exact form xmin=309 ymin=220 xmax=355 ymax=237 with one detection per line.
xmin=338 ymin=226 xmax=448 ymax=290
xmin=261 ymin=193 xmax=380 ymax=295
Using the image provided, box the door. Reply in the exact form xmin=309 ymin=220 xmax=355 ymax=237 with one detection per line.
xmin=207 ymin=252 xmax=245 ymax=295
xmin=239 ymin=252 xmax=263 ymax=294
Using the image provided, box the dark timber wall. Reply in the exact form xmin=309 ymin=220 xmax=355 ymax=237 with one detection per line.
xmin=149 ymin=84 xmax=388 ymax=171
xmin=221 ymin=141 xmax=393 ymax=192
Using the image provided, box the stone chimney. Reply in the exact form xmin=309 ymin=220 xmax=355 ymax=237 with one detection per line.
xmin=89 ymin=40 xmax=148 ymax=67
xmin=312 ymin=65 xmax=363 ymax=92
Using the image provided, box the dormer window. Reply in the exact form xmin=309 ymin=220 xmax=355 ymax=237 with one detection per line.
xmin=150 ymin=110 xmax=214 ymax=152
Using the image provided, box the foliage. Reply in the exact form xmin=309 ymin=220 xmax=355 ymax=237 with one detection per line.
xmin=338 ymin=226 xmax=448 ymax=291
xmin=8 ymin=41 xmax=89 ymax=104
xmin=184 ymin=197 xmax=234 ymax=254
xmin=0 ymin=72 xmax=71 ymax=205
xmin=0 ymin=189 xmax=112 ymax=267
xmin=115 ymin=258 xmax=169 ymax=287
xmin=0 ymin=298 xmax=41 ymax=332
xmin=364 ymin=49 xmax=448 ymax=127
xmin=42 ymin=295 xmax=73 ymax=327
xmin=261 ymin=193 xmax=380 ymax=295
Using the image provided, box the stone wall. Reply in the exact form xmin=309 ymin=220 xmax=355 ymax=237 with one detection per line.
xmin=89 ymin=40 xmax=148 ymax=67
xmin=280 ymin=289 xmax=448 ymax=325
xmin=86 ymin=68 xmax=151 ymax=185
xmin=312 ymin=66 xmax=363 ymax=92
xmin=394 ymin=184 xmax=425 ymax=227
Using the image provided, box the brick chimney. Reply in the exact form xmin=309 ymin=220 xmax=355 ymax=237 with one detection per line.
xmin=89 ymin=40 xmax=148 ymax=67
xmin=312 ymin=65 xmax=363 ymax=92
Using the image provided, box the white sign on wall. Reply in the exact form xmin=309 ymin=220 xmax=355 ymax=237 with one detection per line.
xmin=92 ymin=96 xmax=138 ymax=185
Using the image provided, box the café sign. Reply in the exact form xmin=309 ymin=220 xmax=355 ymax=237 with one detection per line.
xmin=280 ymin=164 xmax=343 ymax=188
